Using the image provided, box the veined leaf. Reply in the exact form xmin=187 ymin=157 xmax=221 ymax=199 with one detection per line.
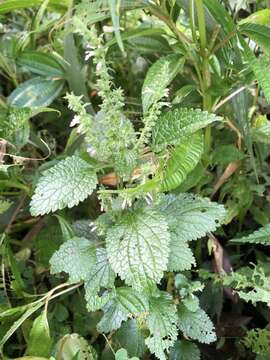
xmin=30 ymin=156 xmax=97 ymax=216
xmin=8 ymin=77 xmax=64 ymax=107
xmin=145 ymin=292 xmax=178 ymax=360
xmin=50 ymin=237 xmax=96 ymax=283
xmin=178 ymin=304 xmax=216 ymax=344
xmin=106 ymin=206 xmax=170 ymax=291
xmin=84 ymin=248 xmax=116 ymax=311
xmin=152 ymin=107 xmax=222 ymax=151
xmin=239 ymin=9 xmax=270 ymax=26
xmin=160 ymin=131 xmax=204 ymax=192
xmin=97 ymin=287 xmax=149 ymax=333
xmin=55 ymin=334 xmax=97 ymax=360
xmin=230 ymin=223 xmax=270 ymax=245
xmin=17 ymin=51 xmax=66 ymax=78
xmin=142 ymin=54 xmax=185 ymax=112
xmin=26 ymin=310 xmax=52 ymax=357
xmin=115 ymin=348 xmax=139 ymax=360
xmin=159 ymin=193 xmax=226 ymax=242
xmin=169 ymin=340 xmax=200 ymax=360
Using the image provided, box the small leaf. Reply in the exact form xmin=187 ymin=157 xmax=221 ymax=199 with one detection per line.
xmin=230 ymin=223 xmax=270 ymax=245
xmin=106 ymin=206 xmax=170 ymax=291
xmin=152 ymin=107 xmax=222 ymax=151
xmin=160 ymin=131 xmax=204 ymax=192
xmin=169 ymin=340 xmax=200 ymax=360
xmin=30 ymin=156 xmax=97 ymax=216
xmin=26 ymin=310 xmax=52 ymax=357
xmin=50 ymin=237 xmax=96 ymax=283
xmin=8 ymin=77 xmax=64 ymax=107
xmin=97 ymin=287 xmax=149 ymax=333
xmin=142 ymin=54 xmax=185 ymax=112
xmin=178 ymin=304 xmax=216 ymax=344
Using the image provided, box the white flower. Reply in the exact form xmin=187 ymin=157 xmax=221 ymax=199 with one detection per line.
xmin=87 ymin=146 xmax=97 ymax=157
xmin=96 ymin=61 xmax=102 ymax=72
xmin=69 ymin=115 xmax=80 ymax=127
xmin=103 ymin=25 xmax=114 ymax=33
xmin=85 ymin=50 xmax=95 ymax=61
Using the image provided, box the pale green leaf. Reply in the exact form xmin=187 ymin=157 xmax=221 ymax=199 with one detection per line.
xmin=84 ymin=248 xmax=116 ymax=311
xmin=230 ymin=223 xmax=270 ymax=245
xmin=0 ymin=199 xmax=12 ymax=214
xmin=115 ymin=348 xmax=139 ymax=360
xmin=169 ymin=340 xmax=200 ymax=360
xmin=142 ymin=54 xmax=185 ymax=112
xmin=50 ymin=237 xmax=96 ymax=283
xmin=178 ymin=304 xmax=216 ymax=344
xmin=152 ymin=107 xmax=222 ymax=151
xmin=26 ymin=310 xmax=52 ymax=357
xmin=106 ymin=206 xmax=170 ymax=291
xmin=145 ymin=292 xmax=178 ymax=360
xmin=160 ymin=131 xmax=204 ymax=192
xmin=30 ymin=156 xmax=97 ymax=216
xmin=159 ymin=193 xmax=226 ymax=242
xmin=168 ymin=232 xmax=196 ymax=272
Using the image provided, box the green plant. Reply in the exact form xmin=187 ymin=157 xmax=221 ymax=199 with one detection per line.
xmin=1 ymin=0 xmax=270 ymax=359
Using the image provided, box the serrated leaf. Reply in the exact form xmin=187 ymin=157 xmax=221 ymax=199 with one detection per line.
xmin=50 ymin=237 xmax=96 ymax=283
xmin=239 ymin=23 xmax=270 ymax=55
xmin=30 ymin=156 xmax=97 ymax=216
xmin=106 ymin=206 xmax=170 ymax=291
xmin=169 ymin=340 xmax=200 ymax=360
xmin=145 ymin=292 xmax=178 ymax=360
xmin=97 ymin=287 xmax=149 ymax=333
xmin=84 ymin=248 xmax=116 ymax=311
xmin=17 ymin=51 xmax=66 ymax=78
xmin=178 ymin=304 xmax=216 ymax=344
xmin=8 ymin=77 xmax=64 ymax=107
xmin=26 ymin=310 xmax=52 ymax=357
xmin=152 ymin=108 xmax=222 ymax=151
xmin=160 ymin=131 xmax=204 ymax=192
xmin=230 ymin=223 xmax=270 ymax=245
xmin=168 ymin=232 xmax=196 ymax=272
xmin=159 ymin=193 xmax=226 ymax=242
xmin=142 ymin=54 xmax=185 ymax=112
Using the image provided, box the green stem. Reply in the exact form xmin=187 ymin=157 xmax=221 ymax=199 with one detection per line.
xmin=195 ymin=0 xmax=207 ymax=49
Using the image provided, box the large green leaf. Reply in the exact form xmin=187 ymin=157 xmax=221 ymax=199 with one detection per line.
xmin=160 ymin=131 xmax=204 ymax=192
xmin=26 ymin=310 xmax=52 ymax=357
xmin=145 ymin=292 xmax=178 ymax=360
xmin=152 ymin=107 xmax=222 ymax=151
xmin=30 ymin=156 xmax=97 ymax=216
xmin=230 ymin=223 xmax=270 ymax=245
xmin=17 ymin=51 xmax=66 ymax=78
xmin=142 ymin=54 xmax=185 ymax=112
xmin=159 ymin=193 xmax=226 ymax=242
xmin=50 ymin=237 xmax=96 ymax=283
xmin=178 ymin=304 xmax=216 ymax=344
xmin=55 ymin=334 xmax=97 ymax=360
xmin=106 ymin=206 xmax=170 ymax=291
xmin=8 ymin=77 xmax=64 ymax=107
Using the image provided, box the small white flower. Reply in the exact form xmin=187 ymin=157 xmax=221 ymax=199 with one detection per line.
xmin=103 ymin=25 xmax=114 ymax=33
xmin=85 ymin=50 xmax=95 ymax=61
xmin=87 ymin=146 xmax=97 ymax=157
xmin=96 ymin=62 xmax=102 ymax=72
xmin=70 ymin=115 xmax=80 ymax=127
xmin=76 ymin=124 xmax=83 ymax=134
